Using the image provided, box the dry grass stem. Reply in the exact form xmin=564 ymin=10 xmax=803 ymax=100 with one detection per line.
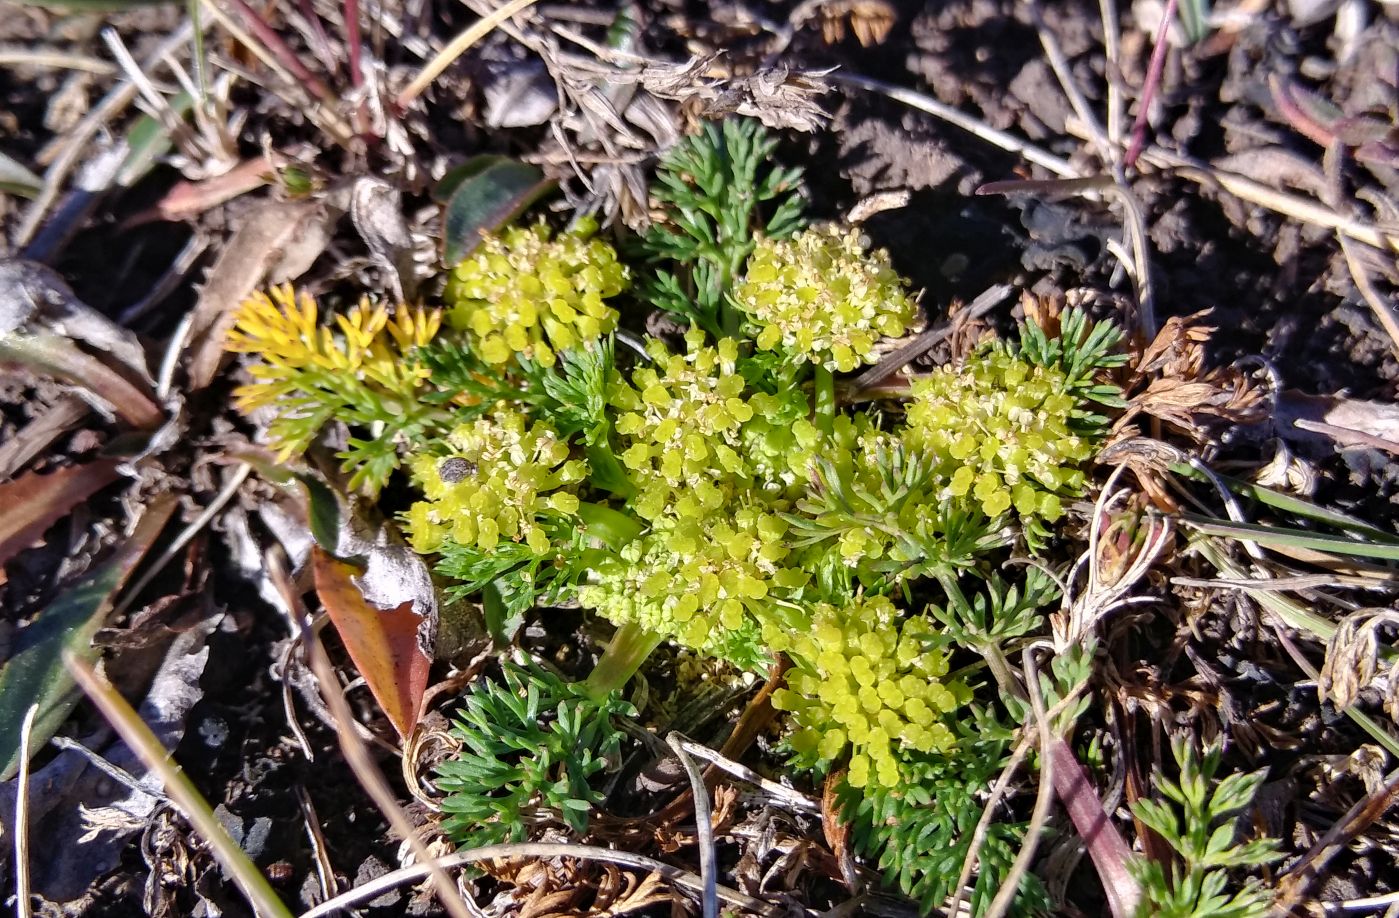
xmin=667 ymin=734 xmax=718 ymax=918
xmin=299 ymin=843 xmax=781 ymax=918
xmin=0 ymin=50 xmax=116 ymax=74
xmin=17 ymin=22 xmax=195 ymax=250
xmin=64 ymin=654 xmax=295 ymax=918
xmin=984 ymin=645 xmax=1058 ymax=918
xmin=396 ymin=0 xmax=543 ymax=108
xmin=14 ymin=703 xmax=37 ymax=918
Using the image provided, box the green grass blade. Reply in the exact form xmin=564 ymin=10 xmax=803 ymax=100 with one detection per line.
xmin=1181 ymin=513 xmax=1399 ymax=562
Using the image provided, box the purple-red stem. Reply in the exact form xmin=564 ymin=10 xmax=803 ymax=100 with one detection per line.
xmin=225 ymin=0 xmax=337 ymax=106
xmin=344 ymin=0 xmax=363 ymax=88
xmin=1047 ymin=736 xmax=1142 ymax=918
xmin=1124 ymin=0 xmax=1178 ymax=169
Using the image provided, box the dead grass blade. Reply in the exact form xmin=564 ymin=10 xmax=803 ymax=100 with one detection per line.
xmin=397 ymin=0 xmax=542 ymax=109
xmin=831 ymin=72 xmax=1078 ymax=178
xmin=13 ymin=703 xmax=38 ymax=918
xmin=299 ymin=842 xmax=780 ymax=918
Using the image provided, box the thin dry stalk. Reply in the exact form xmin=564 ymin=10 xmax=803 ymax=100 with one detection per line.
xmin=298 ymin=843 xmax=779 ymax=918
xmin=1140 ymin=148 xmax=1399 ymax=252
xmin=667 ymin=734 xmax=718 ymax=918
xmin=14 ymin=704 xmax=38 ymax=918
xmin=344 ymin=0 xmax=364 ymax=87
xmin=196 ymin=0 xmax=355 ymax=146
xmin=1323 ymin=144 xmax=1399 ymax=356
xmin=222 ymin=0 xmax=335 ymax=103
xmin=1276 ymin=766 xmax=1399 ymax=912
xmin=983 ymin=645 xmax=1058 ymax=918
xmin=0 ymin=50 xmax=115 ymax=74
xmin=264 ymin=552 xmax=475 ymax=918
xmin=295 ymin=785 xmax=339 ymax=903
xmin=1124 ymin=0 xmax=1178 ymax=168
xmin=1098 ymin=0 xmax=1124 ymax=146
xmin=849 ymin=283 xmax=1015 ymax=394
xmin=16 ymin=22 xmax=195 ymax=249
xmin=670 ymin=738 xmax=819 ymax=814
xmin=64 ymin=654 xmax=295 ymax=918
xmin=115 ymin=464 xmax=253 ymax=617
xmin=396 ymin=0 xmax=542 ymax=108
xmin=944 ymin=734 xmax=1034 ymax=917
xmin=1026 ymin=0 xmax=1115 ymax=166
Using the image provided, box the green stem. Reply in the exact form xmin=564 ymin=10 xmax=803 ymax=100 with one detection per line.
xmin=576 ymin=502 xmax=643 ymax=549
xmin=585 ymin=622 xmax=666 ymax=698
xmin=812 ymin=364 xmax=835 ymax=436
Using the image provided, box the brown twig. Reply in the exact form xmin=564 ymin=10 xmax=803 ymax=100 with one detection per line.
xmin=265 ymin=550 xmax=476 ymax=918
xmin=1124 ymin=0 xmax=1178 ymax=169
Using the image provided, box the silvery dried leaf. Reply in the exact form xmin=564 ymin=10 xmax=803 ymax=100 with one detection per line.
xmin=484 ymin=61 xmax=559 ymax=129
xmin=0 ymin=259 xmax=150 ymax=381
xmin=348 ymin=177 xmax=418 ymax=301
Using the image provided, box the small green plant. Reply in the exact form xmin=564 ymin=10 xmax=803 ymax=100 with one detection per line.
xmin=434 ymin=659 xmax=635 ymax=847
xmin=837 ymin=737 xmax=1052 ymax=915
xmin=227 ymin=117 xmax=1131 ymax=916
xmin=639 ymin=117 xmax=805 ymax=337
xmin=1128 ymin=736 xmax=1281 ymax=918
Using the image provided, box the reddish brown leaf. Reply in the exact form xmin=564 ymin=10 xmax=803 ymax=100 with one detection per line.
xmin=130 ymin=155 xmax=285 ymax=226
xmin=0 ymin=458 xmax=120 ymax=571
xmin=311 ymin=546 xmax=429 ymax=738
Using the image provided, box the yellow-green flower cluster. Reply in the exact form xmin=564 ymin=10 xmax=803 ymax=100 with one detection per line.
xmin=612 ymin=330 xmax=755 ymax=520
xmin=770 ymin=596 xmax=964 ymax=789
xmin=578 ymin=505 xmax=806 ymax=663
xmin=404 ymin=410 xmax=584 ymax=555
xmin=903 ymin=349 xmax=1090 ymax=524
xmin=733 ymin=225 xmax=916 ymax=372
xmin=445 ymin=219 xmax=627 ymax=368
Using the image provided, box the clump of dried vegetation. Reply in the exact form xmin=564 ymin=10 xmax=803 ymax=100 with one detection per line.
xmin=1 ymin=0 xmax=1398 ymax=916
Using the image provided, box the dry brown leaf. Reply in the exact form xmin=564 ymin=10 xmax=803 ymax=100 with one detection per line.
xmin=184 ymin=197 xmax=339 ymax=390
xmin=1277 ymin=391 xmax=1399 ymax=455
xmin=0 ymin=459 xmax=121 ymax=574
xmin=1114 ymin=310 xmax=1267 ymax=441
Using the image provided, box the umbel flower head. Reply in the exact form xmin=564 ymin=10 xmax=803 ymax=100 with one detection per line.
xmin=611 ymin=330 xmax=756 ymax=520
xmin=903 ymin=347 xmax=1091 ymax=526
xmin=770 ymin=595 xmax=964 ymax=789
xmin=577 ymin=504 xmax=806 ymax=668
xmin=404 ymin=410 xmax=585 ymax=555
xmin=734 ymin=225 xmax=917 ymax=372
xmin=445 ymin=218 xmax=628 ymax=368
